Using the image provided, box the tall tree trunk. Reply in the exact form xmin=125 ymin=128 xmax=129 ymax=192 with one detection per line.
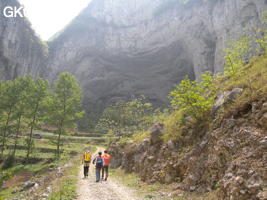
xmin=13 ymin=114 xmax=22 ymax=156
xmin=26 ymin=103 xmax=39 ymax=162
xmin=56 ymin=119 xmax=64 ymax=158
xmin=1 ymin=107 xmax=12 ymax=158
xmin=56 ymin=83 xmax=67 ymax=159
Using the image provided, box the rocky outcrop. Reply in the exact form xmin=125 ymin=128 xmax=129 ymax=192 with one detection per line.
xmin=212 ymin=88 xmax=243 ymax=115
xmin=109 ymin=100 xmax=267 ymax=200
xmin=0 ymin=0 xmax=48 ymax=80
xmin=48 ymin=0 xmax=267 ymax=107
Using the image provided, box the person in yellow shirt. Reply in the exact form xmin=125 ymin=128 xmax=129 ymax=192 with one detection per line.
xmin=82 ymin=150 xmax=91 ymax=178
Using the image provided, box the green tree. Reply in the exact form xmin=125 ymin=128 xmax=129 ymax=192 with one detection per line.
xmin=25 ymin=78 xmax=50 ymax=161
xmin=11 ymin=76 xmax=34 ymax=157
xmin=0 ymin=77 xmax=30 ymax=158
xmin=169 ymin=73 xmax=216 ymax=120
xmin=96 ymin=102 xmax=125 ymax=138
xmin=96 ymin=96 xmax=152 ymax=138
xmin=49 ymin=72 xmax=83 ymax=158
xmin=224 ymin=36 xmax=250 ymax=77
xmin=124 ymin=96 xmax=152 ymax=131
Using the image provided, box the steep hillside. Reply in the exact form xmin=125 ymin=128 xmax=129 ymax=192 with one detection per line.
xmin=108 ymin=53 xmax=267 ymax=200
xmin=48 ymin=0 xmax=267 ymax=107
xmin=0 ymin=0 xmax=48 ymax=80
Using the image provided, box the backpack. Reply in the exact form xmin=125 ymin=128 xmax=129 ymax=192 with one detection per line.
xmin=102 ymin=154 xmax=111 ymax=166
xmin=96 ymin=157 xmax=103 ymax=167
xmin=84 ymin=152 xmax=91 ymax=162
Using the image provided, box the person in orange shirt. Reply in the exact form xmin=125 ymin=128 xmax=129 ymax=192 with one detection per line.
xmin=101 ymin=150 xmax=111 ymax=181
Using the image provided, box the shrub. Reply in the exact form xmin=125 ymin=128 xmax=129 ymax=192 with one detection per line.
xmin=2 ymin=155 xmax=15 ymax=169
xmin=0 ymin=169 xmax=12 ymax=185
xmin=168 ymin=73 xmax=216 ymax=120
xmin=224 ymin=36 xmax=250 ymax=78
xmin=162 ymin=110 xmax=184 ymax=141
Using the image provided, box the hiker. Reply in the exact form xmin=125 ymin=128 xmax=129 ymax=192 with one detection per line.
xmin=93 ymin=151 xmax=104 ymax=182
xmin=102 ymin=150 xmax=111 ymax=181
xmin=82 ymin=150 xmax=91 ymax=178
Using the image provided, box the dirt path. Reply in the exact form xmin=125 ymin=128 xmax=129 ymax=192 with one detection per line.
xmin=76 ymin=148 xmax=140 ymax=200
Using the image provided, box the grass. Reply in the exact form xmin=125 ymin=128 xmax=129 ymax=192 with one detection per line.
xmin=48 ymin=158 xmax=79 ymax=200
xmin=0 ymin=142 xmax=97 ymax=199
xmin=131 ymin=130 xmax=150 ymax=143
xmin=0 ymin=128 xmax=97 ymax=200
xmin=0 ymin=161 xmax=53 ymax=199
xmin=110 ymin=168 xmax=168 ymax=199
xmin=3 ymin=131 xmax=93 ymax=160
xmin=110 ymin=168 xmax=220 ymax=200
xmin=48 ymin=145 xmax=97 ymax=200
xmin=3 ymin=149 xmax=55 ymax=159
xmin=215 ymin=53 xmax=267 ymax=119
xmin=0 ymin=185 xmax=22 ymax=199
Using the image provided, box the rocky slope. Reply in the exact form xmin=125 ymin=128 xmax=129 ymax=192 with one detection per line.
xmin=109 ymin=97 xmax=267 ymax=200
xmin=48 ymin=0 xmax=267 ymax=106
xmin=0 ymin=0 xmax=48 ymax=80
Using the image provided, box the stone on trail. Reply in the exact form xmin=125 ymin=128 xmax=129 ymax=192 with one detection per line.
xmin=21 ymin=181 xmax=36 ymax=191
xmin=41 ymin=193 xmax=49 ymax=198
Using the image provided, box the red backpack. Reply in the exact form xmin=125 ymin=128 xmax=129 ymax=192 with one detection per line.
xmin=102 ymin=154 xmax=111 ymax=166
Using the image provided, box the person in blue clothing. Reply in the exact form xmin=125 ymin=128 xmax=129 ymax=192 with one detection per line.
xmin=92 ymin=152 xmax=104 ymax=182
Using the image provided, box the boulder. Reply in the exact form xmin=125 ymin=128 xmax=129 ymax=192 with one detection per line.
xmin=147 ymin=156 xmax=155 ymax=161
xmin=262 ymin=102 xmax=267 ymax=112
xmin=165 ymin=173 xmax=173 ymax=183
xmin=260 ymin=113 xmax=267 ymax=129
xmin=21 ymin=181 xmax=36 ymax=191
xmin=252 ymin=102 xmax=259 ymax=113
xmin=149 ymin=123 xmax=165 ymax=145
xmin=190 ymin=186 xmax=197 ymax=191
xmin=212 ymin=88 xmax=243 ymax=115
xmin=257 ymin=191 xmax=267 ymax=200
xmin=32 ymin=133 xmax=42 ymax=139
xmin=47 ymin=186 xmax=52 ymax=192
xmin=11 ymin=190 xmax=17 ymax=194
xmin=167 ymin=140 xmax=175 ymax=150
xmin=143 ymin=138 xmax=150 ymax=147
xmin=259 ymin=136 xmax=267 ymax=147
xmin=41 ymin=193 xmax=49 ymax=198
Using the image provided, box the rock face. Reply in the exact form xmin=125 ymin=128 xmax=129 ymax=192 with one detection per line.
xmin=109 ymin=100 xmax=267 ymax=200
xmin=0 ymin=0 xmax=48 ymax=80
xmin=48 ymin=0 xmax=267 ymax=106
xmin=212 ymin=88 xmax=243 ymax=115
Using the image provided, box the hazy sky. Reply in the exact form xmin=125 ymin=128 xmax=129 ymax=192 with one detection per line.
xmin=19 ymin=0 xmax=92 ymax=40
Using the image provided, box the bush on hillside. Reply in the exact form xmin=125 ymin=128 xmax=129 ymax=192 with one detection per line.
xmin=224 ymin=36 xmax=251 ymax=78
xmin=168 ymin=73 xmax=217 ymax=120
xmin=2 ymin=155 xmax=15 ymax=169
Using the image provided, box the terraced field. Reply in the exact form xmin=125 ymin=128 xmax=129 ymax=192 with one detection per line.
xmin=3 ymin=131 xmax=109 ymax=160
xmin=0 ymin=130 xmax=109 ymax=200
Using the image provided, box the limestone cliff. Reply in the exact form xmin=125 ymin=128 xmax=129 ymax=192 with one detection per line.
xmin=0 ymin=0 xmax=48 ymax=80
xmin=48 ymin=0 xmax=267 ymax=107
